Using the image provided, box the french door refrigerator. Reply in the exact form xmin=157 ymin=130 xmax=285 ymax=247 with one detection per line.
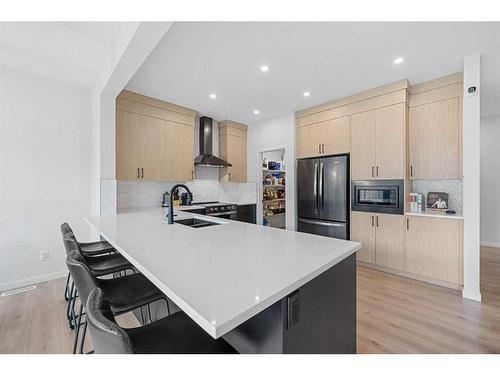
xmin=297 ymin=155 xmax=349 ymax=240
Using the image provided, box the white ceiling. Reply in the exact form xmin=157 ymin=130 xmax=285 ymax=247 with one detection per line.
xmin=0 ymin=22 xmax=139 ymax=88
xmin=127 ymin=22 xmax=500 ymax=124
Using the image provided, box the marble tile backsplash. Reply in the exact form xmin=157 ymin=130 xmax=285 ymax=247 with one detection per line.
xmin=117 ymin=179 xmax=257 ymax=210
xmin=411 ymin=179 xmax=463 ymax=213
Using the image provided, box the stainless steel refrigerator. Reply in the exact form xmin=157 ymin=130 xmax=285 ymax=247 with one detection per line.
xmin=297 ymin=155 xmax=349 ymax=240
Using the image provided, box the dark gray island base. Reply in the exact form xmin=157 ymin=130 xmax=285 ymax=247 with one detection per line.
xmin=222 ymin=253 xmax=356 ymax=354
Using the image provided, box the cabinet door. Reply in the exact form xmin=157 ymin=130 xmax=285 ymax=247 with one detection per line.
xmin=139 ymin=115 xmax=164 ymax=181
xmin=227 ymin=134 xmax=247 ymax=182
xmin=116 ymin=110 xmax=141 ymax=180
xmin=165 ymin=121 xmax=194 ymax=181
xmin=375 ymin=214 xmax=405 ymax=271
xmin=296 ymin=124 xmax=322 ymax=158
xmin=351 ymin=211 xmax=376 ymax=263
xmin=351 ymin=110 xmax=376 ymax=180
xmin=375 ymin=103 xmax=405 ymax=179
xmin=405 ymin=216 xmax=462 ymax=285
xmin=322 ymin=117 xmax=350 ymax=155
xmin=409 ymin=98 xmax=460 ymax=179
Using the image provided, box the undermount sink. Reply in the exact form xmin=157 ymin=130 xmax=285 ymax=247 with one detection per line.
xmin=175 ymin=218 xmax=220 ymax=228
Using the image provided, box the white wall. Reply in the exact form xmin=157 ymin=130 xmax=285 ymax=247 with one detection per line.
xmin=480 ymin=114 xmax=500 ymax=247
xmin=0 ymin=67 xmax=92 ymax=290
xmin=248 ymin=113 xmax=296 ymax=230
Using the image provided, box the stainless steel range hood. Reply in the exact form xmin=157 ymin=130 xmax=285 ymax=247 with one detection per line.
xmin=194 ymin=116 xmax=232 ymax=168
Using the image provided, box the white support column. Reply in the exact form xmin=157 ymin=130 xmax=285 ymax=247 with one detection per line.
xmin=462 ymin=54 xmax=481 ymax=302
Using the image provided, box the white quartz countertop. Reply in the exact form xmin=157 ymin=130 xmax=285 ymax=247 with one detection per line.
xmin=85 ymin=208 xmax=360 ymax=338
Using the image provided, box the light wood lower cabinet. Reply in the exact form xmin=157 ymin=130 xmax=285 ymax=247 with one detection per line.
xmin=405 ymin=215 xmax=463 ymax=286
xmin=351 ymin=212 xmax=376 ymax=263
xmin=351 ymin=212 xmax=404 ymax=271
xmin=375 ymin=214 xmax=405 ymax=270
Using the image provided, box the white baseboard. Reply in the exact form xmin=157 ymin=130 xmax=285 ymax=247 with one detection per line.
xmin=0 ymin=270 xmax=67 ymax=293
xmin=462 ymin=289 xmax=482 ymax=302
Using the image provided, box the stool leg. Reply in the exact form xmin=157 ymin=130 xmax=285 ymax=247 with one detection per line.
xmin=69 ymin=288 xmax=78 ymax=329
xmin=64 ymin=272 xmax=70 ymax=301
xmin=73 ymin=303 xmax=83 ymax=354
xmin=79 ymin=319 xmax=88 ymax=354
xmin=66 ymin=282 xmax=75 ymax=328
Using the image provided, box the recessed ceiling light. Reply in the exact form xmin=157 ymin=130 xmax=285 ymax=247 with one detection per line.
xmin=253 ymin=110 xmax=260 ymax=115
xmin=303 ymin=91 xmax=310 ymax=97
xmin=260 ymin=65 xmax=269 ymax=72
xmin=393 ymin=57 xmax=404 ymax=65
xmin=209 ymin=93 xmax=216 ymax=99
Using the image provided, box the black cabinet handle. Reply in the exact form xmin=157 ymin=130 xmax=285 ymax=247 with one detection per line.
xmin=141 ymin=168 xmax=144 ymax=178
xmin=376 ymin=166 xmax=379 ymax=177
xmin=371 ymin=216 xmax=374 ymax=227
xmin=410 ymin=165 xmax=413 ymax=177
xmin=322 ymin=144 xmax=325 ymax=154
xmin=406 ymin=218 xmax=409 ymax=230
xmin=137 ymin=168 xmax=140 ymax=178
xmin=376 ymin=216 xmax=379 ymax=227
xmin=371 ymin=166 xmax=374 ymax=177
xmin=318 ymin=144 xmax=321 ymax=154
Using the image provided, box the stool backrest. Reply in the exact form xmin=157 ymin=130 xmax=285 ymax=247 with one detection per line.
xmin=86 ymin=287 xmax=135 ymax=354
xmin=62 ymin=233 xmax=82 ymax=256
xmin=60 ymin=222 xmax=74 ymax=237
xmin=66 ymin=250 xmax=99 ymax=305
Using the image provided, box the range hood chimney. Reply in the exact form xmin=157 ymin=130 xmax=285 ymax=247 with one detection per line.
xmin=194 ymin=116 xmax=232 ymax=167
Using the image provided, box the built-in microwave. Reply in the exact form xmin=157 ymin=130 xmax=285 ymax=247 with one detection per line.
xmin=351 ymin=180 xmax=404 ymax=215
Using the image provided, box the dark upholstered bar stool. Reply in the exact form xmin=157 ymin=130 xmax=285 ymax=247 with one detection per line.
xmin=66 ymin=251 xmax=168 ymax=354
xmin=62 ymin=233 xmax=134 ymax=330
xmin=60 ymin=222 xmax=116 ymax=303
xmin=86 ymin=287 xmax=237 ymax=354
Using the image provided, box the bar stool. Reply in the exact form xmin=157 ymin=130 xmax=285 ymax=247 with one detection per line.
xmin=63 ymin=234 xmax=136 ymax=329
xmin=60 ymin=223 xmax=115 ymax=303
xmin=66 ymin=251 xmax=169 ymax=354
xmin=86 ymin=287 xmax=237 ymax=354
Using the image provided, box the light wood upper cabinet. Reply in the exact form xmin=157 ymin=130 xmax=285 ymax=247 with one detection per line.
xmin=405 ymin=215 xmax=463 ymax=286
xmin=139 ymin=115 xmax=165 ymax=181
xmin=116 ymin=110 xmax=141 ymax=180
xmin=296 ymin=117 xmax=350 ymax=158
xmin=351 ymin=110 xmax=376 ymax=180
xmin=351 ymin=104 xmax=406 ymax=180
xmin=116 ymin=90 xmax=196 ymax=181
xmin=375 ymin=214 xmax=405 ymax=271
xmin=165 ymin=121 xmax=194 ymax=181
xmin=219 ymin=120 xmax=248 ymax=182
xmin=351 ymin=211 xmax=376 ymax=263
xmin=375 ymin=103 xmax=406 ymax=179
xmin=409 ymin=98 xmax=460 ymax=179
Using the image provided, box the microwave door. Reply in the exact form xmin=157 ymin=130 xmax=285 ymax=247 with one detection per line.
xmin=297 ymin=158 xmax=319 ymax=219
xmin=319 ymin=155 xmax=348 ymax=222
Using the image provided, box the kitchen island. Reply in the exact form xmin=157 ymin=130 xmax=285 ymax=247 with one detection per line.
xmin=85 ymin=208 xmax=360 ymax=353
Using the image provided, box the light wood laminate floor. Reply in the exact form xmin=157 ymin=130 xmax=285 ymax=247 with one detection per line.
xmin=1 ymin=246 xmax=499 ymax=354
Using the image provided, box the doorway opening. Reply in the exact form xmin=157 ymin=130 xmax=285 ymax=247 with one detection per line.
xmin=260 ymin=148 xmax=286 ymax=229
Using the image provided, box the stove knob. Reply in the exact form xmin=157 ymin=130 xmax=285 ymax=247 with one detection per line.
xmin=213 ymin=207 xmax=218 ymax=212
xmin=221 ymin=206 xmax=225 ymax=211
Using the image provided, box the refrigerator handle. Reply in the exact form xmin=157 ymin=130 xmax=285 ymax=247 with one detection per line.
xmin=319 ymin=162 xmax=324 ymax=214
xmin=314 ymin=162 xmax=318 ymax=214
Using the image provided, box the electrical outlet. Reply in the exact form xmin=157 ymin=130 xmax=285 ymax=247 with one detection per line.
xmin=40 ymin=251 xmax=49 ymax=262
